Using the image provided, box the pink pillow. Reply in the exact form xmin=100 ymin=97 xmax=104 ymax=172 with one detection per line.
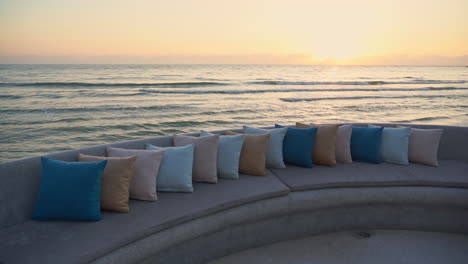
xmin=174 ymin=134 xmax=219 ymax=183
xmin=408 ymin=128 xmax=443 ymax=166
xmin=106 ymin=147 xmax=164 ymax=201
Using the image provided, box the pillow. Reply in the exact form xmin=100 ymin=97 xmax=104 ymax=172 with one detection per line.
xmin=78 ymin=154 xmax=136 ymax=212
xmin=106 ymin=147 xmax=164 ymax=201
xmin=368 ymin=125 xmax=411 ymax=165
xmin=350 ymin=126 xmax=384 ymax=163
xmin=32 ymin=157 xmax=107 ymax=221
xmin=174 ymin=134 xmax=219 ymax=183
xmin=243 ymin=126 xmax=287 ymax=168
xmin=336 ymin=125 xmax=353 ymax=164
xmin=200 ymin=130 xmax=244 ymax=179
xmin=274 ymin=124 xmax=317 ymax=168
xmin=296 ymin=123 xmax=339 ymax=166
xmin=145 ymin=144 xmax=194 ymax=192
xmin=224 ymin=131 xmax=270 ymax=176
xmin=407 ymin=128 xmax=443 ymax=166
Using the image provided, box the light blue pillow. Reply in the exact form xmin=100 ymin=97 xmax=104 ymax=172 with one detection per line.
xmin=369 ymin=125 xmax=411 ymax=165
xmin=33 ymin=157 xmax=107 ymax=221
xmin=243 ymin=126 xmax=287 ymax=168
xmin=275 ymin=124 xmax=317 ymax=168
xmin=146 ymin=144 xmax=194 ymax=192
xmin=200 ymin=130 xmax=244 ymax=179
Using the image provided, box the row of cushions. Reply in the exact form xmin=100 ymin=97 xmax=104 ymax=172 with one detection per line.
xmin=32 ymin=124 xmax=444 ymax=221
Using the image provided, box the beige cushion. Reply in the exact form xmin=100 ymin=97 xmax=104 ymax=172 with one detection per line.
xmin=106 ymin=147 xmax=164 ymax=201
xmin=78 ymin=154 xmax=136 ymax=212
xmin=174 ymin=134 xmax=220 ymax=183
xmin=408 ymin=128 xmax=443 ymax=166
xmin=296 ymin=123 xmax=339 ymax=166
xmin=224 ymin=131 xmax=270 ymax=176
xmin=336 ymin=125 xmax=353 ymax=163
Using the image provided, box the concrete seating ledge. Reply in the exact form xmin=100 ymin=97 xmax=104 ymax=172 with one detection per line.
xmin=0 ymin=123 xmax=467 ymax=264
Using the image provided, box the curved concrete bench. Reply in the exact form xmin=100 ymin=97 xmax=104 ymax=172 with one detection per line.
xmin=0 ymin=124 xmax=467 ymax=264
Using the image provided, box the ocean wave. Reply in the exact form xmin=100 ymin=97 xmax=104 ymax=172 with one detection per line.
xmin=280 ymin=94 xmax=468 ymax=102
xmin=1 ymin=104 xmax=190 ymax=114
xmin=393 ymin=116 xmax=451 ymax=123
xmin=0 ymin=95 xmax=22 ymax=99
xmin=0 ymin=81 xmax=230 ymax=88
xmin=140 ymin=87 xmax=468 ymax=95
xmin=248 ymin=80 xmax=466 ymax=85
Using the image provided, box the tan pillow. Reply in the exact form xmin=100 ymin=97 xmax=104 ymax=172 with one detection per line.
xmin=296 ymin=123 xmax=338 ymax=166
xmin=174 ymin=134 xmax=220 ymax=183
xmin=408 ymin=128 xmax=443 ymax=166
xmin=79 ymin=154 xmax=136 ymax=212
xmin=224 ymin=131 xmax=270 ymax=176
xmin=106 ymin=147 xmax=164 ymax=201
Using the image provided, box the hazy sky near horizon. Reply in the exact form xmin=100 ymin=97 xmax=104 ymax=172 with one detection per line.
xmin=1 ymin=0 xmax=467 ymax=65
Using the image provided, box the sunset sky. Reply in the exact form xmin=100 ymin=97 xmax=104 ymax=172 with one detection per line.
xmin=1 ymin=0 xmax=467 ymax=65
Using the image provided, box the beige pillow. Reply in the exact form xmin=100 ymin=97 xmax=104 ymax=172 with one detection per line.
xmin=408 ymin=128 xmax=443 ymax=166
xmin=296 ymin=123 xmax=338 ymax=166
xmin=174 ymin=134 xmax=220 ymax=183
xmin=106 ymin=147 xmax=164 ymax=201
xmin=224 ymin=131 xmax=270 ymax=176
xmin=79 ymin=154 xmax=136 ymax=212
xmin=336 ymin=125 xmax=353 ymax=163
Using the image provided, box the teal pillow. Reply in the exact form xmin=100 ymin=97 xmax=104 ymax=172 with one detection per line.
xmin=369 ymin=125 xmax=411 ymax=165
xmin=145 ymin=144 xmax=194 ymax=192
xmin=275 ymin=124 xmax=317 ymax=168
xmin=32 ymin=157 xmax=107 ymax=221
xmin=200 ymin=130 xmax=244 ymax=179
xmin=351 ymin=126 xmax=383 ymax=163
xmin=243 ymin=126 xmax=287 ymax=168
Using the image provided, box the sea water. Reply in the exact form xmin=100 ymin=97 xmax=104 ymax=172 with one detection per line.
xmin=1 ymin=64 xmax=467 ymax=163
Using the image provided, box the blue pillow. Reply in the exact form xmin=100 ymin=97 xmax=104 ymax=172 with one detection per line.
xmin=243 ymin=126 xmax=288 ymax=168
xmin=351 ymin=126 xmax=384 ymax=163
xmin=368 ymin=125 xmax=411 ymax=165
xmin=146 ymin=144 xmax=194 ymax=192
xmin=200 ymin=130 xmax=244 ymax=179
xmin=275 ymin=124 xmax=317 ymax=168
xmin=33 ymin=157 xmax=107 ymax=221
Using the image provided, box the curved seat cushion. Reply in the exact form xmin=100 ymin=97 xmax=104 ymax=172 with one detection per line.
xmin=368 ymin=125 xmax=411 ymax=165
xmin=32 ymin=157 xmax=107 ymax=221
xmin=351 ymin=126 xmax=383 ymax=163
xmin=296 ymin=123 xmax=339 ymax=166
xmin=243 ymin=126 xmax=287 ymax=169
xmin=271 ymin=160 xmax=468 ymax=191
xmin=224 ymin=131 xmax=270 ymax=176
xmin=78 ymin=154 xmax=136 ymax=212
xmin=107 ymin=147 xmax=164 ymax=201
xmin=408 ymin=128 xmax=443 ymax=167
xmin=200 ymin=131 xmax=244 ymax=179
xmin=174 ymin=134 xmax=220 ymax=183
xmin=0 ymin=171 xmax=289 ymax=264
xmin=274 ymin=124 xmax=317 ymax=168
xmin=145 ymin=144 xmax=194 ymax=192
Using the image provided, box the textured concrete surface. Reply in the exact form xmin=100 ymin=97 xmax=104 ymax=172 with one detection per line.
xmin=209 ymin=230 xmax=468 ymax=264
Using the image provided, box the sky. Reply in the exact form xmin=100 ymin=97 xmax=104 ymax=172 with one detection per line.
xmin=0 ymin=0 xmax=467 ymax=65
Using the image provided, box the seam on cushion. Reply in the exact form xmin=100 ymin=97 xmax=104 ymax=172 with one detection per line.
xmin=268 ymin=169 xmax=292 ymax=191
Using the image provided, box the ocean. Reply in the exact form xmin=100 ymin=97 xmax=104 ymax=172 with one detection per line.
xmin=1 ymin=64 xmax=467 ymax=163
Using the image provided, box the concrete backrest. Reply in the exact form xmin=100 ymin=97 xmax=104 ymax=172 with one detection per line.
xmin=0 ymin=125 xmax=466 ymax=228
